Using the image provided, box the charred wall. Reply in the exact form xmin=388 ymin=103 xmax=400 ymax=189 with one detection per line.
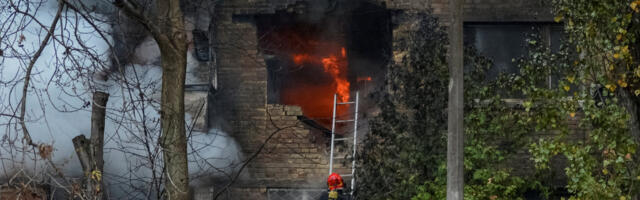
xmin=210 ymin=0 xmax=386 ymax=196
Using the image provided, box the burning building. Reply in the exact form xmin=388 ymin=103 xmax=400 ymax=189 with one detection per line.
xmin=182 ymin=0 xmax=554 ymax=199
xmin=202 ymin=1 xmax=392 ymax=198
xmin=0 ymin=0 xmax=558 ymax=199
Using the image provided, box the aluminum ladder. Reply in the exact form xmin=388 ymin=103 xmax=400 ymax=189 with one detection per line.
xmin=328 ymin=91 xmax=359 ymax=197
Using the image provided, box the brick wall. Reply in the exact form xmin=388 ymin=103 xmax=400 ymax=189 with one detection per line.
xmin=461 ymin=0 xmax=552 ymax=22
xmin=370 ymin=0 xmax=551 ymax=21
xmin=211 ymin=8 xmax=268 ymax=146
xmin=216 ymin=0 xmax=305 ymax=15
xmin=223 ymin=187 xmax=268 ymax=200
xmin=207 ymin=104 xmax=352 ymax=200
xmin=245 ymin=104 xmax=350 ymax=186
xmin=503 ymin=113 xmax=587 ymax=186
xmin=192 ymin=186 xmax=268 ymax=200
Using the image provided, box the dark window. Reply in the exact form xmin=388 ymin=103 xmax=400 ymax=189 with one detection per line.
xmin=550 ymin=25 xmax=565 ymax=53
xmin=464 ymin=23 xmax=565 ymax=89
xmin=192 ymin=29 xmax=210 ymax=61
xmin=548 ymin=25 xmax=569 ymax=89
xmin=465 ymin=24 xmax=534 ymax=80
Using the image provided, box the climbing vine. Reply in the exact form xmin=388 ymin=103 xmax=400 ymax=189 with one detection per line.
xmin=357 ymin=12 xmax=538 ymax=200
xmin=361 ymin=1 xmax=640 ymax=199
xmin=355 ymin=13 xmax=449 ymax=200
xmin=527 ymin=0 xmax=640 ymax=199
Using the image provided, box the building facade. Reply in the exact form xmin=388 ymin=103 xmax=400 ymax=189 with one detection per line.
xmin=183 ymin=0 xmax=555 ymax=199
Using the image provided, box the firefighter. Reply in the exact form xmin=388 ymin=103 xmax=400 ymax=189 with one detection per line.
xmin=327 ymin=172 xmax=344 ymax=200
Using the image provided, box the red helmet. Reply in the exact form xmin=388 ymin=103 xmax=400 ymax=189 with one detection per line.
xmin=327 ymin=173 xmax=344 ymax=190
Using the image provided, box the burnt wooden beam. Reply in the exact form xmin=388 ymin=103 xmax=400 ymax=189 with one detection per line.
xmin=297 ymin=115 xmax=332 ymax=136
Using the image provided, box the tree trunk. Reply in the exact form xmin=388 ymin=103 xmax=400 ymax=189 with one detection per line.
xmin=155 ymin=0 xmax=189 ymax=199
xmin=618 ymin=89 xmax=640 ymax=200
xmin=159 ymin=50 xmax=188 ymax=200
xmin=620 ymin=89 xmax=640 ymax=143
xmin=89 ymin=90 xmax=108 ymax=200
xmin=447 ymin=0 xmax=464 ymax=199
xmin=113 ymin=0 xmax=189 ymax=198
xmin=73 ymin=72 xmax=109 ymax=200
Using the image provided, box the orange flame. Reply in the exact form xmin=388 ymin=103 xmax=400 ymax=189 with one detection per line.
xmin=282 ymin=47 xmax=350 ymax=122
xmin=293 ymin=54 xmax=312 ymax=65
xmin=321 ymin=48 xmax=350 ymax=103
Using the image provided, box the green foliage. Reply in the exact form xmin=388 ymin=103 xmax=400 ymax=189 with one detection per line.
xmin=412 ymin=45 xmax=541 ymax=200
xmin=524 ymin=0 xmax=640 ymax=198
xmin=355 ymin=13 xmax=449 ymax=200
xmin=553 ymin=0 xmax=639 ymax=94
xmin=361 ymin=1 xmax=640 ymax=199
xmin=357 ymin=13 xmax=537 ymax=200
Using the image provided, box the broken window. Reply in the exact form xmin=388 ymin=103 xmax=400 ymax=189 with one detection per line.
xmin=255 ymin=1 xmax=390 ymax=124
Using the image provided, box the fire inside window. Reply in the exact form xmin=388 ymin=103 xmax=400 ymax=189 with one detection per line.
xmin=256 ymin=10 xmax=351 ymax=124
xmin=256 ymin=1 xmax=390 ymax=124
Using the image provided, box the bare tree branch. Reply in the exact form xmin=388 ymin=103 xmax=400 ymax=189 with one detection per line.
xmin=112 ymin=0 xmax=176 ymax=51
xmin=17 ymin=0 xmax=63 ymax=148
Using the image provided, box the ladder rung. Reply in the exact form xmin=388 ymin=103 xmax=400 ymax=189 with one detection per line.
xmin=337 ymin=102 xmax=355 ymax=105
xmin=333 ymin=137 xmax=353 ymax=141
xmin=341 ymin=174 xmax=353 ymax=177
xmin=335 ymin=119 xmax=354 ymax=123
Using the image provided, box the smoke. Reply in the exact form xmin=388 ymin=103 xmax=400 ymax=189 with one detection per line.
xmin=0 ymin=0 xmax=242 ymax=197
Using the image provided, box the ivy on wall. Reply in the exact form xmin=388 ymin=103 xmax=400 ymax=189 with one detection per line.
xmin=358 ymin=1 xmax=640 ymax=199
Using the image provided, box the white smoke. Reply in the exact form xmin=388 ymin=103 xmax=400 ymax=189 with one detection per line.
xmin=0 ymin=0 xmax=242 ymax=198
